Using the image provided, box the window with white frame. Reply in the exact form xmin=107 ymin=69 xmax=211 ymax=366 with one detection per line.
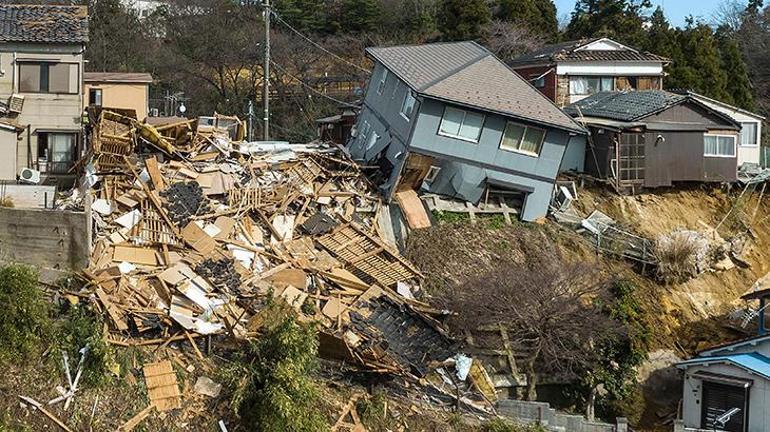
xmin=401 ymin=92 xmax=416 ymax=120
xmin=438 ymin=106 xmax=484 ymax=142
xmin=424 ymin=166 xmax=441 ymax=183
xmin=704 ymin=134 xmax=736 ymax=157
xmin=377 ymin=69 xmax=388 ymax=95
xmin=499 ymin=121 xmax=546 ymax=156
xmin=569 ymin=76 xmax=614 ymax=96
xmin=19 ymin=61 xmax=79 ymax=94
xmin=741 ymin=122 xmax=759 ymax=147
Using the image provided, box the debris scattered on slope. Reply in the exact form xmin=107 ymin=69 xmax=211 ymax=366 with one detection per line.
xmin=60 ymin=109 xmax=490 ymax=417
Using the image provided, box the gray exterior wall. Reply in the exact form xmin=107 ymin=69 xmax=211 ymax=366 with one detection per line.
xmin=348 ymin=60 xmax=580 ymax=221
xmin=681 ymin=363 xmax=769 ymax=432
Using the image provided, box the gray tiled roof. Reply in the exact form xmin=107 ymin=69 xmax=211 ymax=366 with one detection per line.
xmin=564 ymin=91 xmax=686 ymax=122
xmin=509 ymin=38 xmax=668 ymax=66
xmin=366 ymin=42 xmax=585 ymax=133
xmin=0 ymin=5 xmax=88 ymax=44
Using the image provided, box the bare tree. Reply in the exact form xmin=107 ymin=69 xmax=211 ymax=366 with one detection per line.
xmin=445 ymin=260 xmax=624 ymax=403
xmin=482 ymin=20 xmax=545 ymax=61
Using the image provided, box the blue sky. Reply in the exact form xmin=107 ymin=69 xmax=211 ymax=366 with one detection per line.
xmin=553 ymin=0 xmax=746 ymax=26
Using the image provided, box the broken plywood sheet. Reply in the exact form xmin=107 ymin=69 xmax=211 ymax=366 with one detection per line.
xmin=213 ymin=216 xmax=236 ymax=240
xmin=267 ymin=268 xmax=307 ymax=290
xmin=394 ymin=189 xmax=431 ymax=229
xmin=113 ymin=245 xmax=158 ymax=266
xmin=142 ymin=361 xmax=181 ymax=412
xmin=181 ymin=221 xmax=217 ymax=254
xmin=271 ymin=214 xmax=295 ymax=244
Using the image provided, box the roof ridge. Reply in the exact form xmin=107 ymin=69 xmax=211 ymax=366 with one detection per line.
xmin=418 ymin=52 xmax=490 ymax=92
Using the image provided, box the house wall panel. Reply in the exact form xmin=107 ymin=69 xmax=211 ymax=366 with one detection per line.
xmin=682 ymin=363 xmax=770 ymax=432
xmin=410 ymin=98 xmax=570 ymax=182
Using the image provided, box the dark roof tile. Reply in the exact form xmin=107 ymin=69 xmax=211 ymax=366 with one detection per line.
xmin=0 ymin=5 xmax=88 ymax=44
xmin=564 ymin=91 xmax=686 ymax=122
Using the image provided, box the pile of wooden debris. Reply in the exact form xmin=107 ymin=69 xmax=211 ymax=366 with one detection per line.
xmin=61 ymin=110 xmax=495 ymax=417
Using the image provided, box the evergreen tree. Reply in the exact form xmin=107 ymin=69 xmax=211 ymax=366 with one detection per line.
xmin=669 ymin=19 xmax=729 ymax=101
xmin=340 ymin=0 xmax=382 ymax=33
xmin=437 ymin=0 xmax=491 ymax=41
xmin=273 ymin=0 xmax=327 ymax=34
xmin=716 ymin=26 xmax=756 ymax=110
xmin=565 ymin=0 xmax=651 ymax=47
xmin=495 ymin=0 xmax=558 ymax=42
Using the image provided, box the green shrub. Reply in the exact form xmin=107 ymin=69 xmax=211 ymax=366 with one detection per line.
xmin=483 ymin=418 xmax=546 ymax=432
xmin=0 ymin=265 xmax=51 ymax=364
xmin=356 ymin=391 xmax=389 ymax=431
xmin=222 ymin=316 xmax=328 ymax=432
xmin=56 ymin=306 xmax=114 ymax=388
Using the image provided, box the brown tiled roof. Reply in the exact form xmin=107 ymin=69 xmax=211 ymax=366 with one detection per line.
xmin=0 ymin=4 xmax=88 ymax=44
xmin=367 ymin=42 xmax=585 ymax=134
xmin=84 ymin=72 xmax=154 ymax=84
xmin=509 ymin=38 xmax=668 ymax=66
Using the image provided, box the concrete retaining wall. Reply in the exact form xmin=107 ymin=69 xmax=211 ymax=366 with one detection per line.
xmin=497 ymin=399 xmax=625 ymax=432
xmin=0 ymin=207 xmax=90 ymax=270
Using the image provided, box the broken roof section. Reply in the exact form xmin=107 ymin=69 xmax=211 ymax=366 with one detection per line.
xmin=565 ymin=90 xmax=741 ymax=129
xmin=509 ymin=37 xmax=669 ymax=66
xmin=0 ymin=4 xmax=89 ymax=44
xmin=366 ymin=41 xmax=586 ymax=134
xmin=565 ymin=90 xmax=685 ymax=122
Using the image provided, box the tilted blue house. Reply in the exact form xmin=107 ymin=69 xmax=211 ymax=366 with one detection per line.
xmin=346 ymin=41 xmax=587 ymax=222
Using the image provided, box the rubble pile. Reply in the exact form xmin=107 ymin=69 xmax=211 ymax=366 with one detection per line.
xmin=67 ymin=109 xmax=493 ymax=411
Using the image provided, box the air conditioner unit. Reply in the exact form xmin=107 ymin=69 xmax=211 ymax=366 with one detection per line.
xmin=19 ymin=167 xmax=41 ymax=185
xmin=8 ymin=94 xmax=24 ymax=114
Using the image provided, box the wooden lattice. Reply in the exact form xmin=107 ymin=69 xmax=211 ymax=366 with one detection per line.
xmin=318 ymin=223 xmax=421 ymax=287
xmin=138 ymin=199 xmax=183 ymax=247
xmin=286 ymin=158 xmax=324 ymax=185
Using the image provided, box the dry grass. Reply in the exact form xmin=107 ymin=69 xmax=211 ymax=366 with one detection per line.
xmin=0 ymin=197 xmax=14 ymax=208
xmin=655 ymin=232 xmax=700 ymax=284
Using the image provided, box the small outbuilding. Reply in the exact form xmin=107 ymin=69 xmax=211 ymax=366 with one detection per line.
xmin=564 ymin=90 xmax=742 ymax=191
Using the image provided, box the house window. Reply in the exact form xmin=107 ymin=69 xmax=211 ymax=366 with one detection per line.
xmin=741 ymin=122 xmax=759 ymax=147
xmin=377 ymin=69 xmax=388 ymax=95
xmin=37 ymin=132 xmax=77 ymax=174
xmin=704 ymin=134 xmax=736 ymax=157
xmin=89 ymin=88 xmax=103 ymax=106
xmin=531 ymin=75 xmax=545 ymax=88
xmin=400 ymin=92 xmax=416 ymax=120
xmin=438 ymin=106 xmax=484 ymax=143
xmin=569 ymin=76 xmax=615 ymax=96
xmin=500 ymin=121 xmax=546 ymax=156
xmin=19 ymin=62 xmax=78 ymax=94
xmin=424 ymin=166 xmax=441 ymax=183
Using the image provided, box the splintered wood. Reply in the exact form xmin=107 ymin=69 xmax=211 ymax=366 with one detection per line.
xmin=143 ymin=360 xmax=181 ymax=411
xmin=318 ymin=223 xmax=421 ymax=287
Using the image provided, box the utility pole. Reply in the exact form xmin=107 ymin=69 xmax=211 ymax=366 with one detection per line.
xmin=263 ymin=0 xmax=270 ymax=141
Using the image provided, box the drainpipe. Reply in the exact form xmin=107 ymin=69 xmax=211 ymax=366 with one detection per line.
xmin=760 ymin=296 xmax=766 ymax=336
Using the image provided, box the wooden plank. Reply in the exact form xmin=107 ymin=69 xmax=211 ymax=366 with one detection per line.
xmin=117 ymin=405 xmax=155 ymax=432
xmin=394 ymin=189 xmax=431 ymax=229
xmin=145 ymin=156 xmax=165 ymax=190
xmin=95 ymin=287 xmax=129 ymax=331
xmin=18 ymin=396 xmax=73 ymax=432
xmin=181 ymin=221 xmax=217 ymax=255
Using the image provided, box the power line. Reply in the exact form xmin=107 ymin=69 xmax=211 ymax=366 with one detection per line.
xmin=269 ymin=60 xmax=360 ymax=108
xmin=269 ymin=10 xmax=371 ymax=75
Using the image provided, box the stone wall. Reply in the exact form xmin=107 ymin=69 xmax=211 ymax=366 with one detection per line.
xmin=497 ymin=399 xmax=626 ymax=432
